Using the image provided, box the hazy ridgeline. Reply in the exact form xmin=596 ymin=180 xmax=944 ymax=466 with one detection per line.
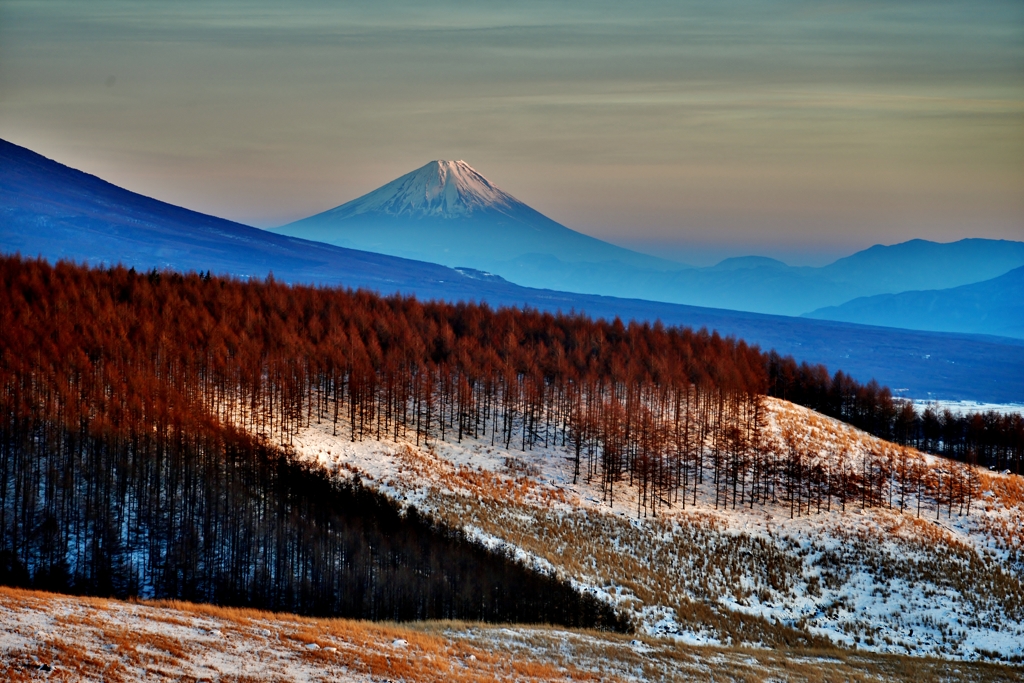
xmin=0 ymin=256 xmax=1020 ymax=617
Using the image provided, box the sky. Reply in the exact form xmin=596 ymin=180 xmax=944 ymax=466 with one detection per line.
xmin=1 ymin=1 xmax=1021 ymax=266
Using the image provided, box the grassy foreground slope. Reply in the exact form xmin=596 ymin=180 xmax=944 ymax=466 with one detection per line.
xmin=0 ymin=586 xmax=1019 ymax=682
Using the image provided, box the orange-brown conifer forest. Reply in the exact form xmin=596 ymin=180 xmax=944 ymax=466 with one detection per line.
xmin=0 ymin=255 xmax=1021 ymax=626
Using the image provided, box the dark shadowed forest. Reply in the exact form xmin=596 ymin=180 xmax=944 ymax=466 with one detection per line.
xmin=0 ymin=256 xmax=1021 ymax=621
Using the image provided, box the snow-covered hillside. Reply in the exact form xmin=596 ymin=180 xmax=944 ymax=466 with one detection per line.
xmin=281 ymin=397 xmax=1024 ymax=663
xmin=2 ymin=587 xmax=1018 ymax=682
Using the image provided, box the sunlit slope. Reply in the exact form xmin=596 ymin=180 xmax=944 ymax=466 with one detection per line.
xmin=4 ymin=587 xmax=1019 ymax=682
xmin=281 ymin=397 xmax=1024 ymax=663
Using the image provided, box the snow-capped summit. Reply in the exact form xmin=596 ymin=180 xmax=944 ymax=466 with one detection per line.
xmin=273 ymin=160 xmax=683 ymax=278
xmin=328 ymin=160 xmax=518 ymax=220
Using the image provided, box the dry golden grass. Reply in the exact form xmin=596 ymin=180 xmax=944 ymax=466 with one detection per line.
xmin=428 ymin=488 xmax=838 ymax=649
xmin=0 ymin=586 xmax=605 ymax=683
xmin=2 ymin=586 xmax=1021 ymax=682
xmin=421 ymin=438 xmax=1024 ymax=658
xmin=983 ymin=470 xmax=1024 ymax=506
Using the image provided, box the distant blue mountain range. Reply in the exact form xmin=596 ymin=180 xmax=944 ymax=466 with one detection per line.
xmin=806 ymin=266 xmax=1024 ymax=339
xmin=274 ymin=160 xmax=1024 ymax=325
xmin=2 ymin=138 xmax=1022 ymax=403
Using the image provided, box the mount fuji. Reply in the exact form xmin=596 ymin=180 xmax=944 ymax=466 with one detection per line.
xmin=272 ymin=160 xmax=686 ymax=277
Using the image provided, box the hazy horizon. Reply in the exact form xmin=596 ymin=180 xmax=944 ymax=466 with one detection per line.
xmin=1 ymin=1 xmax=1021 ymax=265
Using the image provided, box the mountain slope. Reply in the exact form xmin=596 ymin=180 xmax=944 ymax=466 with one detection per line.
xmin=805 ymin=266 xmax=1024 ymax=339
xmin=274 ymin=159 xmax=685 ymax=273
